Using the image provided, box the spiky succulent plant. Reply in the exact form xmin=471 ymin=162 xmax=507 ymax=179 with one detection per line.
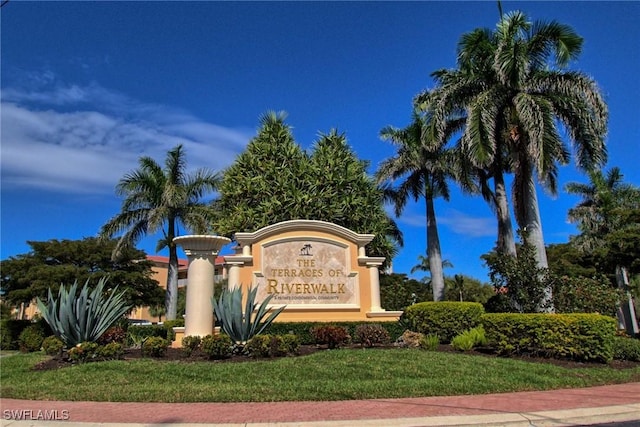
xmin=212 ymin=285 xmax=285 ymax=345
xmin=36 ymin=277 xmax=131 ymax=347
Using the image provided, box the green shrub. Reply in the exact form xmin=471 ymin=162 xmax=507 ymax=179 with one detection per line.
xmin=281 ymin=333 xmax=300 ymax=355
xmin=310 ymin=325 xmax=350 ymax=349
xmin=98 ymin=326 xmax=127 ymax=345
xmin=403 ymin=302 xmax=485 ymax=343
xmin=142 ymin=336 xmax=169 ymax=358
xmin=18 ymin=325 xmax=45 ymax=352
xmin=268 ymin=334 xmax=299 ymax=357
xmin=41 ymin=335 xmax=64 ymax=356
xmin=451 ymin=334 xmax=475 ymax=351
xmin=201 ymin=334 xmax=233 ymax=359
xmin=128 ymin=325 xmax=168 ymax=348
xmin=97 ymin=342 xmax=124 ymax=360
xmin=1 ymin=320 xmax=37 ymax=350
xmin=612 ymin=336 xmax=640 ymax=361
xmin=181 ymin=335 xmax=201 ymax=357
xmin=245 ymin=334 xmax=300 ymax=357
xmin=68 ymin=341 xmax=100 ymax=363
xmin=451 ymin=327 xmax=487 ymax=352
xmin=355 ymin=324 xmax=391 ymax=347
xmin=419 ymin=334 xmax=440 ymax=351
xmin=552 ymin=275 xmax=621 ymax=317
xmin=481 ymin=313 xmax=616 ymax=362
xmin=246 ymin=335 xmax=272 ymax=358
xmin=395 ymin=330 xmax=425 ymax=348
xmin=483 ymin=293 xmax=516 ymax=313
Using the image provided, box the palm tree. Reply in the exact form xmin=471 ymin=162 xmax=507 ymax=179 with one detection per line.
xmin=566 ymin=167 xmax=638 ymax=251
xmin=148 ymin=304 xmax=166 ymax=323
xmin=566 ymin=167 xmax=640 ymax=334
xmin=410 ymin=255 xmax=453 ymax=275
xmin=452 ymin=274 xmax=466 ymax=302
xmin=376 ymin=113 xmax=456 ymax=301
xmin=419 ymin=28 xmax=518 ymax=258
xmin=100 ymin=145 xmax=220 ymax=320
xmin=424 ymin=11 xmax=608 ymax=310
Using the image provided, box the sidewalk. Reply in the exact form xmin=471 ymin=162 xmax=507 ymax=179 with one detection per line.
xmin=1 ymin=382 xmax=639 ymax=426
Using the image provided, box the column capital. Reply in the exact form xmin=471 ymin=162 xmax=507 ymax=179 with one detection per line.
xmin=358 ymin=256 xmax=385 ymax=267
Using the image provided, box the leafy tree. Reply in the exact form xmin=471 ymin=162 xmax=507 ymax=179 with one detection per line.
xmin=213 ymin=112 xmax=308 ymax=235
xmin=100 ymin=144 xmax=220 ymax=320
xmin=546 ymin=242 xmax=599 ymax=279
xmin=0 ymin=238 xmax=162 ymax=311
xmin=443 ymin=274 xmax=494 ymax=304
xmin=482 ymin=230 xmax=552 ymax=313
xmin=308 ymin=130 xmax=402 ymax=263
xmin=376 ymin=114 xmax=456 ymax=300
xmin=379 ymin=273 xmax=431 ymax=311
xmin=214 ymin=112 xmax=401 ymax=265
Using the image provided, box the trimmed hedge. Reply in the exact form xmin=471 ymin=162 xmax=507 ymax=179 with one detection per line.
xmin=403 ymin=302 xmax=485 ymax=343
xmin=612 ymin=336 xmax=640 ymax=362
xmin=481 ymin=313 xmax=616 ymax=363
xmin=265 ymin=321 xmax=405 ymax=345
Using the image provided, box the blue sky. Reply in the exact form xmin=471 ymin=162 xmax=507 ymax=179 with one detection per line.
xmin=1 ymin=1 xmax=639 ymax=283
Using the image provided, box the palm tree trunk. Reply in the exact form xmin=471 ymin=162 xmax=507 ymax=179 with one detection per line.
xmin=165 ymin=219 xmax=179 ymax=320
xmin=426 ymin=196 xmax=445 ymax=301
xmin=166 ymin=244 xmax=179 ymax=320
xmin=521 ymin=170 xmax=553 ymax=312
xmin=494 ymin=170 xmax=517 ymax=257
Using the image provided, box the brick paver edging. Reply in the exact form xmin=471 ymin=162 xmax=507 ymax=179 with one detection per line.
xmin=1 ymin=383 xmax=639 ymax=424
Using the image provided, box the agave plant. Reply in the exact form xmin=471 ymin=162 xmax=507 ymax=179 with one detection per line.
xmin=36 ymin=277 xmax=131 ymax=347
xmin=212 ymin=285 xmax=285 ymax=345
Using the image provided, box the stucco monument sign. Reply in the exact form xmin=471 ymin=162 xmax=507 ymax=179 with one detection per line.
xmin=224 ymin=220 xmax=402 ymax=323
xmin=173 ymin=220 xmax=401 ymax=343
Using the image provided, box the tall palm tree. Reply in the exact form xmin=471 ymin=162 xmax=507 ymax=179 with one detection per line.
xmin=100 ymin=145 xmax=220 ymax=320
xmin=420 ymin=27 xmax=518 ymax=258
xmin=423 ymin=12 xmax=608 ymax=310
xmin=376 ymin=113 xmax=456 ymax=301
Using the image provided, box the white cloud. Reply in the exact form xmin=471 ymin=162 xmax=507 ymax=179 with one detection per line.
xmin=1 ymin=79 xmax=253 ymax=194
xmin=395 ymin=207 xmax=495 ymax=238
xmin=438 ymin=209 xmax=495 ymax=237
xmin=396 ymin=212 xmax=427 ymax=228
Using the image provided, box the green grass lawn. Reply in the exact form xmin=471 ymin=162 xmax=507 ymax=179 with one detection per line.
xmin=2 ymin=349 xmax=639 ymax=402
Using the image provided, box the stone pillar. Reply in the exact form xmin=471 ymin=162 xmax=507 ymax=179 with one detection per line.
xmin=226 ymin=262 xmax=243 ymax=290
xmin=174 ymin=235 xmax=230 ymax=338
xmin=363 ymin=258 xmax=385 ymax=313
xmin=368 ymin=262 xmax=382 ymax=312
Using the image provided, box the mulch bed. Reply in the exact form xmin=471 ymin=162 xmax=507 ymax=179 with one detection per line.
xmin=32 ymin=343 xmax=640 ymax=371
